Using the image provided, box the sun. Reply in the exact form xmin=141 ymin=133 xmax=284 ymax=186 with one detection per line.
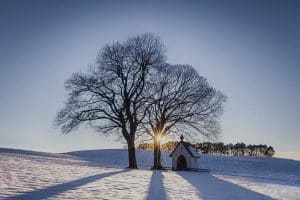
xmin=155 ymin=135 xmax=167 ymax=144
xmin=156 ymin=135 xmax=162 ymax=142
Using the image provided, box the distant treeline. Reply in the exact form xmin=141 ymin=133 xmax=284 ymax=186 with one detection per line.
xmin=138 ymin=141 xmax=275 ymax=157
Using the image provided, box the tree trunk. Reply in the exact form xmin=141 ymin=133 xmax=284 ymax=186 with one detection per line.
xmin=153 ymin=138 xmax=162 ymax=169
xmin=127 ymin=139 xmax=138 ymax=169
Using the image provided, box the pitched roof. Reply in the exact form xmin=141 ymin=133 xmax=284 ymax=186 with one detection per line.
xmin=169 ymin=141 xmax=200 ymax=158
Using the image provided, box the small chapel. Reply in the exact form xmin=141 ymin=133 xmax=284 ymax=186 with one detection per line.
xmin=169 ymin=135 xmax=200 ymax=171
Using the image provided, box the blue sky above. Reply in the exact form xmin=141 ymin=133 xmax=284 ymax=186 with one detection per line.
xmin=0 ymin=0 xmax=299 ymax=156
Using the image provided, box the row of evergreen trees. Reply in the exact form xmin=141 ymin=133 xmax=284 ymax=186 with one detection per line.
xmin=138 ymin=141 xmax=275 ymax=157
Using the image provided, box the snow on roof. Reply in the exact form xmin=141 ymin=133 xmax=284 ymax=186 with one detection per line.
xmin=185 ymin=142 xmax=201 ymax=158
xmin=169 ymin=141 xmax=201 ymax=158
xmin=182 ymin=141 xmax=201 ymax=158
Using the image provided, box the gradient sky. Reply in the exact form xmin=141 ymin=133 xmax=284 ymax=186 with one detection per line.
xmin=0 ymin=0 xmax=299 ymax=158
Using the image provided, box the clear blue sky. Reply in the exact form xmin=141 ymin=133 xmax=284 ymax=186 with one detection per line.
xmin=0 ymin=0 xmax=299 ymax=157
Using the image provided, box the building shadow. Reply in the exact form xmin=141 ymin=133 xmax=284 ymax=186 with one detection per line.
xmin=6 ymin=169 xmax=127 ymax=200
xmin=177 ymin=172 xmax=275 ymax=200
xmin=147 ymin=170 xmax=167 ymax=200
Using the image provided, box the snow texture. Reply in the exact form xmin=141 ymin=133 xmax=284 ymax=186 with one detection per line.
xmin=0 ymin=148 xmax=299 ymax=199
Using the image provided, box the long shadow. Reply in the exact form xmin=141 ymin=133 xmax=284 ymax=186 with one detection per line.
xmin=178 ymin=172 xmax=275 ymax=200
xmin=147 ymin=170 xmax=167 ymax=200
xmin=6 ymin=169 xmax=127 ymax=200
xmin=216 ymin=172 xmax=300 ymax=187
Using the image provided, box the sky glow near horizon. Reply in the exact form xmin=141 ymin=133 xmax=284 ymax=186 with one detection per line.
xmin=0 ymin=0 xmax=299 ymax=159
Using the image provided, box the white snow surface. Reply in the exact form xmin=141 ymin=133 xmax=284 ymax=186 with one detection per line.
xmin=0 ymin=148 xmax=299 ymax=200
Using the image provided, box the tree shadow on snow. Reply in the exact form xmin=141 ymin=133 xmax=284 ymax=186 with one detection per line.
xmin=147 ymin=170 xmax=167 ymax=200
xmin=178 ymin=172 xmax=275 ymax=200
xmin=6 ymin=169 xmax=127 ymax=200
xmin=217 ymin=173 xmax=300 ymax=187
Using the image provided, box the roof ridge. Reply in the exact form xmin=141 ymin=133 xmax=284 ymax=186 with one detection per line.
xmin=169 ymin=141 xmax=200 ymax=158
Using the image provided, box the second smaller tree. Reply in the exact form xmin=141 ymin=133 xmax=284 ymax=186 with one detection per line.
xmin=144 ymin=64 xmax=226 ymax=169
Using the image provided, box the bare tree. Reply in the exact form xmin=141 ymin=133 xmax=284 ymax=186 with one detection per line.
xmin=55 ymin=33 xmax=165 ymax=168
xmin=143 ymin=64 xmax=226 ymax=169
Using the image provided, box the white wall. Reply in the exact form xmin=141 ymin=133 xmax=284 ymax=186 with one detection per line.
xmin=171 ymin=143 xmax=198 ymax=170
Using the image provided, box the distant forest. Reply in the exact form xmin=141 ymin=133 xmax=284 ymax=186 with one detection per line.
xmin=138 ymin=141 xmax=275 ymax=157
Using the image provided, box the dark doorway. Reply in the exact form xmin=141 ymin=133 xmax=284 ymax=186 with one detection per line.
xmin=177 ymin=155 xmax=187 ymax=170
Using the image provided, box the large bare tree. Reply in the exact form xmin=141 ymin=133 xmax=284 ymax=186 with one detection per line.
xmin=55 ymin=33 xmax=165 ymax=168
xmin=144 ymin=64 xmax=226 ymax=169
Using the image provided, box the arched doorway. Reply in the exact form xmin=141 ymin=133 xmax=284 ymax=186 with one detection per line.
xmin=177 ymin=155 xmax=187 ymax=170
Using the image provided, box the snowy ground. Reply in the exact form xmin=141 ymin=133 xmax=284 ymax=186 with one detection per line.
xmin=0 ymin=148 xmax=299 ymax=199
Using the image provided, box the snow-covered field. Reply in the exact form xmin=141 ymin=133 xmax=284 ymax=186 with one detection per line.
xmin=0 ymin=148 xmax=299 ymax=199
